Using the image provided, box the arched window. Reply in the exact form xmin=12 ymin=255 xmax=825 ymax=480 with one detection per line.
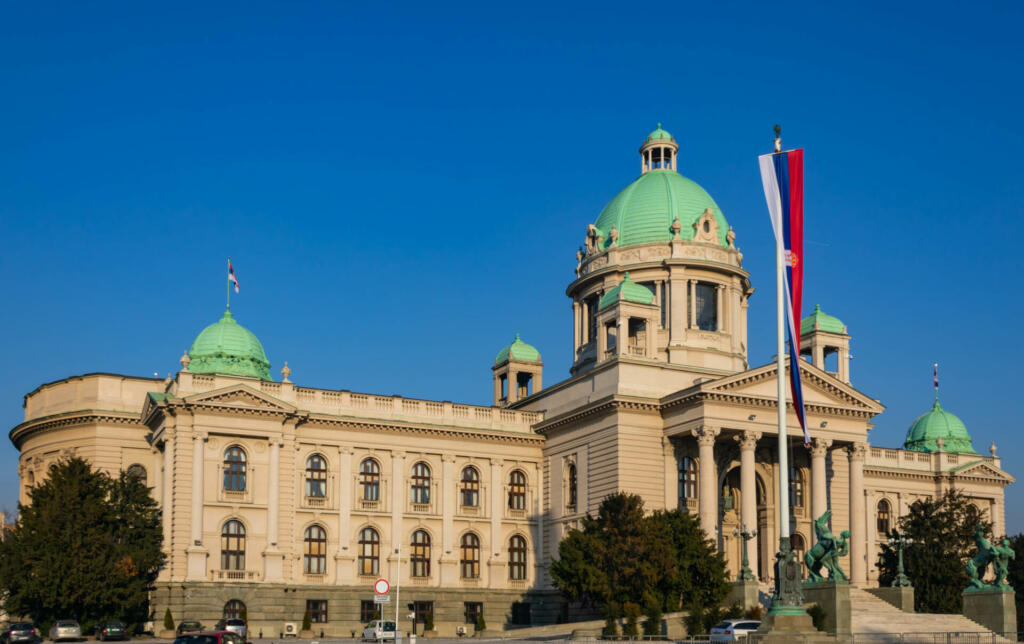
xmin=223 ymin=447 xmax=247 ymax=491
xmin=411 ymin=462 xmax=431 ymax=504
xmin=221 ymin=520 xmax=246 ymax=570
xmin=304 ymin=525 xmax=327 ymax=574
xmin=126 ymin=464 xmax=147 ymax=486
xmin=877 ymin=499 xmax=891 ymax=534
xmin=567 ymin=464 xmax=578 ymax=509
xmin=791 ymin=468 xmax=804 ymax=508
xmin=411 ymin=530 xmax=431 ymax=577
xmin=460 ymin=466 xmax=479 ymax=507
xmin=305 ymin=454 xmax=327 ymax=498
xmin=791 ymin=533 xmax=806 ymax=574
xmin=223 ymin=600 xmax=246 ymax=620
xmin=460 ymin=532 xmax=480 ymax=578
xmin=358 ymin=527 xmax=380 ymax=576
xmin=508 ymin=470 xmax=527 ymax=510
xmin=679 ymin=456 xmax=697 ymax=502
xmin=360 ymin=459 xmax=380 ymax=501
xmin=509 ymin=535 xmax=528 ymax=580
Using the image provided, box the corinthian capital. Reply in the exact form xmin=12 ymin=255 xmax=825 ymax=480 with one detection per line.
xmin=847 ymin=443 xmax=868 ymax=461
xmin=810 ymin=438 xmax=833 ymax=458
xmin=736 ymin=430 xmax=762 ymax=451
xmin=694 ymin=426 xmax=720 ymax=446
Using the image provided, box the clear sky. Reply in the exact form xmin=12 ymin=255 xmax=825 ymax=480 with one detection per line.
xmin=2 ymin=2 xmax=1023 ymax=529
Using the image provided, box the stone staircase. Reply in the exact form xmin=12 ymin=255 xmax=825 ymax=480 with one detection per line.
xmin=850 ymin=587 xmax=1010 ymax=641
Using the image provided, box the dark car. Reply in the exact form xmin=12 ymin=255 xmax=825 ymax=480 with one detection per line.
xmin=174 ymin=623 xmax=203 ymax=637
xmin=95 ymin=622 xmax=127 ymax=642
xmin=173 ymin=632 xmax=245 ymax=644
xmin=2 ymin=623 xmax=41 ymax=644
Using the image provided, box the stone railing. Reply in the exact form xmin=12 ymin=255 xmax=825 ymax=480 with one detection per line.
xmin=865 ymin=447 xmax=996 ymax=473
xmin=211 ymin=569 xmax=260 ymax=581
xmin=174 ymin=371 xmax=542 ymax=435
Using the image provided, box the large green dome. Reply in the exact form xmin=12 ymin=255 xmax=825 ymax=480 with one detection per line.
xmin=903 ymin=400 xmax=977 ymax=454
xmin=187 ymin=309 xmax=272 ymax=380
xmin=593 ymin=170 xmax=728 ymax=249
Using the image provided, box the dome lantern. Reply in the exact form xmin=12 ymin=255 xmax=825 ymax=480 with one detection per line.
xmin=640 ymin=123 xmax=679 ymax=174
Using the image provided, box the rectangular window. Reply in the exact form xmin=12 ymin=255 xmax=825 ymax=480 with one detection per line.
xmin=360 ymin=600 xmax=379 ymax=623
xmin=413 ymin=601 xmax=433 ymax=627
xmin=464 ymin=602 xmax=483 ymax=625
xmin=586 ymin=295 xmax=599 ymax=343
xmin=306 ymin=600 xmax=328 ymax=624
xmin=511 ymin=602 xmax=531 ymax=626
xmin=695 ymin=282 xmax=718 ymax=331
xmin=661 ymin=281 xmax=669 ymax=328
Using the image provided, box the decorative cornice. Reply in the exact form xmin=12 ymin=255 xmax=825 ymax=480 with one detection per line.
xmin=10 ymin=410 xmax=145 ymax=448
xmin=532 ymin=395 xmax=659 ymax=435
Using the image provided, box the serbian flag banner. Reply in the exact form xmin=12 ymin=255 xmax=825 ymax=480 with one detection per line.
xmin=758 ymin=148 xmax=809 ymax=444
xmin=228 ymin=260 xmax=240 ymax=293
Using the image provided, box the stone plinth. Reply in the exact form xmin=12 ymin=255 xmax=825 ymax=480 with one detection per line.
xmin=866 ymin=586 xmax=915 ymax=612
xmin=962 ymin=588 xmax=1016 ymax=635
xmin=728 ymin=579 xmax=760 ymax=610
xmin=755 ymin=611 xmax=834 ymax=643
xmin=803 ymin=582 xmax=851 ymax=635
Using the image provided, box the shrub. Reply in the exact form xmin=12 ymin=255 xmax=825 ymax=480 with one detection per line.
xmin=475 ymin=612 xmax=486 ymax=632
xmin=806 ymin=604 xmax=827 ymax=631
xmin=724 ymin=603 xmax=743 ymax=619
xmin=744 ymin=604 xmax=763 ymax=620
xmin=301 ymin=611 xmax=312 ymax=632
xmin=602 ymin=615 xmax=618 ymax=638
xmin=424 ymin=612 xmax=434 ymax=631
xmin=163 ymin=609 xmax=174 ymax=631
xmin=643 ymin=602 xmax=663 ymax=638
xmin=622 ymin=602 xmax=641 ymax=637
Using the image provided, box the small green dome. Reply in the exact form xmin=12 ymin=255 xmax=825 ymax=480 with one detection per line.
xmin=187 ymin=309 xmax=272 ymax=380
xmin=599 ymin=272 xmax=655 ymax=310
xmin=646 ymin=123 xmax=674 ymax=142
xmin=494 ymin=333 xmax=541 ymax=365
xmin=903 ymin=400 xmax=978 ymax=454
xmin=593 ymin=169 xmax=728 ymax=249
xmin=801 ymin=304 xmax=846 ymax=335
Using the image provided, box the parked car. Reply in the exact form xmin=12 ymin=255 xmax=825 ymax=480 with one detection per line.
xmin=173 ymin=632 xmax=245 ymax=644
xmin=362 ymin=621 xmax=398 ymax=642
xmin=709 ymin=619 xmax=761 ymax=641
xmin=175 ymin=623 xmax=203 ymax=637
xmin=2 ymin=623 xmax=41 ymax=644
xmin=95 ymin=622 xmax=127 ymax=642
xmin=48 ymin=621 xmax=82 ymax=642
xmin=212 ymin=619 xmax=246 ymax=640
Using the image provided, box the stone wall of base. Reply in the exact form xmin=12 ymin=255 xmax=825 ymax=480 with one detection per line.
xmin=962 ymin=588 xmax=1016 ymax=635
xmin=151 ymin=582 xmax=560 ymax=638
xmin=866 ymin=586 xmax=914 ymax=612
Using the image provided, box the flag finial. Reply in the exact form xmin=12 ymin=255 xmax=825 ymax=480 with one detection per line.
xmin=773 ymin=124 xmax=782 ymax=153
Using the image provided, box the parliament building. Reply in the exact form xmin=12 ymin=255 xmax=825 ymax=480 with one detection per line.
xmin=9 ymin=126 xmax=1013 ymax=636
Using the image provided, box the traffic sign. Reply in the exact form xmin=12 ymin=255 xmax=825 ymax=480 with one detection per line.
xmin=374 ymin=594 xmax=391 ymax=604
xmin=374 ymin=578 xmax=390 ymax=594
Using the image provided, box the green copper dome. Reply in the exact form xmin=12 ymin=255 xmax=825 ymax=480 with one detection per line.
xmin=495 ymin=334 xmax=541 ymax=365
xmin=903 ymin=400 xmax=978 ymax=454
xmin=599 ymin=272 xmax=655 ymax=309
xmin=801 ymin=304 xmax=847 ymax=335
xmin=593 ymin=170 xmax=728 ymax=249
xmin=187 ymin=309 xmax=272 ymax=380
xmin=646 ymin=123 xmax=674 ymax=142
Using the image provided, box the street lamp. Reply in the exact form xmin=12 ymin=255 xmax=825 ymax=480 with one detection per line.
xmin=887 ymin=532 xmax=914 ymax=587
xmin=733 ymin=524 xmax=759 ymax=581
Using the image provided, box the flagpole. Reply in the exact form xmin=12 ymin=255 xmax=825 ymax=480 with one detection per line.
xmin=226 ymin=257 xmax=231 ymax=310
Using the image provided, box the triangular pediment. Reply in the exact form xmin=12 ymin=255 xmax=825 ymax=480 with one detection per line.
xmin=184 ymin=384 xmax=296 ymax=412
xmin=949 ymin=459 xmax=1016 ymax=483
xmin=700 ymin=359 xmax=885 ymax=415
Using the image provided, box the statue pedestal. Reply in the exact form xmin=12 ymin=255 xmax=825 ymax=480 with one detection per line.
xmin=962 ymin=588 xmax=1016 ymax=634
xmin=728 ymin=579 xmax=759 ymax=611
xmin=802 ymin=581 xmax=851 ymax=635
xmin=755 ymin=612 xmax=831 ymax=642
xmin=866 ymin=586 xmax=915 ymax=612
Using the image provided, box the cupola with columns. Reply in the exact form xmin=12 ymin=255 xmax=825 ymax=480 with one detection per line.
xmin=799 ymin=304 xmax=851 ymax=383
xmin=492 ymin=334 xmax=543 ymax=406
xmin=568 ymin=125 xmax=752 ymax=377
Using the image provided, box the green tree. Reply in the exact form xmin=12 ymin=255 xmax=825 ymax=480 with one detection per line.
xmin=1005 ymin=534 xmax=1024 ymax=630
xmin=163 ymin=609 xmax=174 ymax=632
xmin=877 ymin=489 xmax=991 ymax=613
xmin=301 ymin=611 xmax=312 ymax=632
xmin=550 ymin=493 xmax=728 ymax=618
xmin=0 ymin=458 xmax=165 ymax=634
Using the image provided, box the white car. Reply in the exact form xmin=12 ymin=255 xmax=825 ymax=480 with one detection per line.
xmin=361 ymin=620 xmax=398 ymax=641
xmin=48 ymin=621 xmax=82 ymax=642
xmin=709 ymin=619 xmax=761 ymax=641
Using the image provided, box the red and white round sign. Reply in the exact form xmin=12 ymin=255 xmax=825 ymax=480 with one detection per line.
xmin=374 ymin=578 xmax=390 ymax=595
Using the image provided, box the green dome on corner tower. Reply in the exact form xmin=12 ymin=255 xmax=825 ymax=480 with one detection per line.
xmin=495 ymin=334 xmax=541 ymax=365
xmin=592 ymin=126 xmax=729 ymax=250
xmin=186 ymin=309 xmax=272 ymax=380
xmin=903 ymin=399 xmax=978 ymax=454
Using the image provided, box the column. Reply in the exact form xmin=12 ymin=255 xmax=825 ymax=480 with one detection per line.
xmin=268 ymin=438 xmax=281 ymax=547
xmin=493 ymin=374 xmax=502 ymax=405
xmin=716 ymin=284 xmax=725 ymax=332
xmin=838 ymin=348 xmax=851 ymax=383
xmin=865 ymin=491 xmax=876 ymax=581
xmin=813 ymin=345 xmax=825 ymax=370
xmin=695 ymin=426 xmax=720 ymax=541
xmin=190 ymin=434 xmax=205 ymax=545
xmin=533 ymin=462 xmax=545 ymax=586
xmin=489 ymin=459 xmax=505 ymax=581
xmin=161 ymin=435 xmax=174 ymax=565
xmin=390 ymin=451 xmax=405 ymax=583
xmin=810 ymin=438 xmax=832 ymax=542
xmin=994 ymin=498 xmax=1006 ymax=538
xmin=669 ymin=277 xmax=685 ymax=344
xmin=441 ymin=454 xmax=457 ymax=582
xmin=688 ymin=281 xmax=697 ymax=329
xmin=572 ymin=302 xmax=581 ymax=352
xmin=848 ymin=443 xmax=867 ymax=585
xmin=738 ymin=430 xmax=761 ymax=578
xmin=663 ymin=439 xmax=678 ymax=511
xmin=581 ymin=300 xmax=590 ymax=345
xmin=337 ymin=447 xmax=352 ymax=552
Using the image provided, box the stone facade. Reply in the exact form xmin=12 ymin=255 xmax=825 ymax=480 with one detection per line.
xmin=9 ymin=127 xmax=1014 ymax=634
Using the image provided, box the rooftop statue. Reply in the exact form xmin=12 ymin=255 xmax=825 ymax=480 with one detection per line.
xmin=805 ymin=510 xmax=851 ymax=583
xmin=966 ymin=523 xmax=1015 ymax=591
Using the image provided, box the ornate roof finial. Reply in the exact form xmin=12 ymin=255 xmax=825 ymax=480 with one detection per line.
xmin=773 ymin=124 xmax=782 ymax=153
xmin=936 ymin=437 xmax=944 ymax=452
xmin=670 ymin=216 xmax=682 ymax=239
xmin=281 ymin=361 xmax=291 ymax=383
xmin=990 ymin=442 xmax=998 ymax=457
xmin=180 ymin=351 xmax=191 ymax=369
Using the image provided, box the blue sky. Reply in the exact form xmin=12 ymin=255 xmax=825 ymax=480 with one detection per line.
xmin=2 ymin=2 xmax=1023 ymax=529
